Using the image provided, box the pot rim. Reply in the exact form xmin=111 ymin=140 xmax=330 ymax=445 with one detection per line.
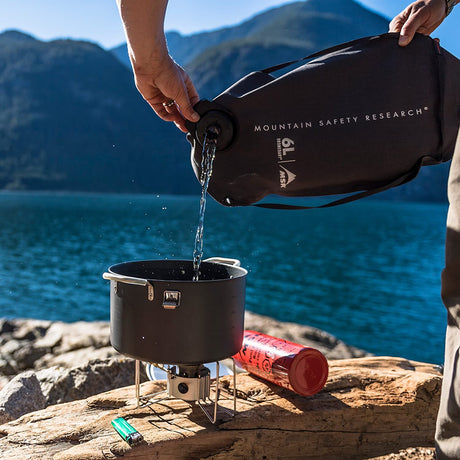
xmin=105 ymin=258 xmax=248 ymax=284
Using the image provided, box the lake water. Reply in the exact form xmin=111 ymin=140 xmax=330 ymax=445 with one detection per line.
xmin=0 ymin=192 xmax=449 ymax=365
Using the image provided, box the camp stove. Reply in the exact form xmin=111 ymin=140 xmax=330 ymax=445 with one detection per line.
xmin=134 ymin=360 xmax=237 ymax=423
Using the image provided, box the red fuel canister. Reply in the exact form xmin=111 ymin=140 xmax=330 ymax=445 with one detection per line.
xmin=233 ymin=330 xmax=328 ymax=396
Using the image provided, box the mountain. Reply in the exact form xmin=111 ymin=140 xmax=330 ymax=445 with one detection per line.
xmin=0 ymin=30 xmax=195 ymax=193
xmin=0 ymin=1 xmax=451 ymax=201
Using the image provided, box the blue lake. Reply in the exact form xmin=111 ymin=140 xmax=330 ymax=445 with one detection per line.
xmin=0 ymin=192 xmax=449 ymax=365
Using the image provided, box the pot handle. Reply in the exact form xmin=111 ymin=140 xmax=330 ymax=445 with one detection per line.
xmin=102 ymin=272 xmax=149 ymax=286
xmin=204 ymin=257 xmax=241 ymax=267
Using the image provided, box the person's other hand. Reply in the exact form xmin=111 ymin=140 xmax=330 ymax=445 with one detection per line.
xmin=133 ymin=55 xmax=200 ymax=133
xmin=389 ymin=0 xmax=446 ymax=46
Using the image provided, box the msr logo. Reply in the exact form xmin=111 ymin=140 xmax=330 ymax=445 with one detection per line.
xmin=279 ymin=165 xmax=296 ymax=189
xmin=276 ymin=137 xmax=296 ymax=188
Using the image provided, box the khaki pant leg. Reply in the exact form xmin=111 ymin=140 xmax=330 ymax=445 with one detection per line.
xmin=436 ymin=132 xmax=460 ymax=459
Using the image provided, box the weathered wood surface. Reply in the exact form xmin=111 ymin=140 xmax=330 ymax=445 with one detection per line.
xmin=0 ymin=357 xmax=442 ymax=459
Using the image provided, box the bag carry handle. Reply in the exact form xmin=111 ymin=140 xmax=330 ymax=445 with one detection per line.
xmin=254 ymin=158 xmax=426 ymax=210
xmin=261 ymin=33 xmax=400 ymax=75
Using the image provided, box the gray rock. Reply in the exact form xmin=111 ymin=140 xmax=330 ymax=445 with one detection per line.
xmin=0 ymin=319 xmax=15 ymax=335
xmin=54 ymin=321 xmax=110 ymax=353
xmin=13 ymin=344 xmax=50 ymax=371
xmin=36 ymin=357 xmax=143 ymax=405
xmin=0 ymin=370 xmax=46 ymax=424
xmin=0 ymin=358 xmax=16 ymax=376
xmin=11 ymin=319 xmax=50 ymax=341
xmin=0 ymin=340 xmax=24 ymax=375
xmin=35 ymin=345 xmax=119 ymax=370
xmin=0 ymin=358 xmax=140 ymax=421
xmin=0 ymin=338 xmax=25 ymax=358
xmin=0 ymin=375 xmax=11 ymax=391
xmin=33 ymin=321 xmax=64 ymax=349
xmin=0 ymin=320 xmax=114 ymax=377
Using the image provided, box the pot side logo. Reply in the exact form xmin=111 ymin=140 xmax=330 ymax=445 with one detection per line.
xmin=277 ymin=137 xmax=296 ymax=189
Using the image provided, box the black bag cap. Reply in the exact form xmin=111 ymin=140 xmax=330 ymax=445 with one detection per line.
xmin=185 ymin=100 xmax=235 ymax=151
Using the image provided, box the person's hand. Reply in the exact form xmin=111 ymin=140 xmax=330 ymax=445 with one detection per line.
xmin=389 ymin=0 xmax=446 ymax=46
xmin=133 ymin=55 xmax=200 ymax=133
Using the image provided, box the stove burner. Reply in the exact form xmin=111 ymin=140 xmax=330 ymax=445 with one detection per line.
xmin=167 ymin=364 xmax=211 ymax=401
xmin=134 ymin=359 xmax=237 ymax=423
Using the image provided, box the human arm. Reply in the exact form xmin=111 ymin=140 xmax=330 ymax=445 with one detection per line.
xmin=116 ymin=0 xmax=200 ymax=132
xmin=389 ymin=0 xmax=457 ymax=46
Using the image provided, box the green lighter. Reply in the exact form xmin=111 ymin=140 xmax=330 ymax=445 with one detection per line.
xmin=111 ymin=417 xmax=143 ymax=446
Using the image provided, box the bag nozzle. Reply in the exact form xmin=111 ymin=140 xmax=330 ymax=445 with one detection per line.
xmin=186 ymin=100 xmax=235 ymax=151
xmin=205 ymin=124 xmax=221 ymax=141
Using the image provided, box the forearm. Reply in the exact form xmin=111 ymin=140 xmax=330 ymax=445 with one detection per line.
xmin=116 ymin=0 xmax=169 ymax=73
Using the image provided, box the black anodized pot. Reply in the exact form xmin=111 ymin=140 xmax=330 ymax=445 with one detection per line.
xmin=103 ymin=258 xmax=247 ymax=365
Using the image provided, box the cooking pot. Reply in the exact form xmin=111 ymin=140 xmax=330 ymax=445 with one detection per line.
xmin=103 ymin=257 xmax=247 ymax=365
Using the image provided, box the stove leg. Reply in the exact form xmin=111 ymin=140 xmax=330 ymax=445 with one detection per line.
xmin=135 ymin=359 xmax=140 ymax=407
xmin=213 ymin=361 xmax=220 ymax=423
xmin=233 ymin=358 xmax=237 ymax=414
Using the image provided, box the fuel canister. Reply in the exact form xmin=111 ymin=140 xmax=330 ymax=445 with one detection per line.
xmin=233 ymin=330 xmax=328 ymax=396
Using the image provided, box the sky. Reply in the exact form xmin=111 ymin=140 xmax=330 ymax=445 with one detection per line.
xmin=0 ymin=0 xmax=458 ymax=56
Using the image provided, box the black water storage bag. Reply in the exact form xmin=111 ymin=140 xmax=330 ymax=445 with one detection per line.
xmin=186 ymin=33 xmax=460 ymax=209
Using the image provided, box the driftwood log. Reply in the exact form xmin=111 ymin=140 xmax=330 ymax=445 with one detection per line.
xmin=0 ymin=357 xmax=441 ymax=459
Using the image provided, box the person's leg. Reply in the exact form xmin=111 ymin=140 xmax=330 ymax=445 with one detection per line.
xmin=436 ymin=132 xmax=460 ymax=459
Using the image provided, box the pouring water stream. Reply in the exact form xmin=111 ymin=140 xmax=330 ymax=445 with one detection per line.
xmin=192 ymin=128 xmax=219 ymax=281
